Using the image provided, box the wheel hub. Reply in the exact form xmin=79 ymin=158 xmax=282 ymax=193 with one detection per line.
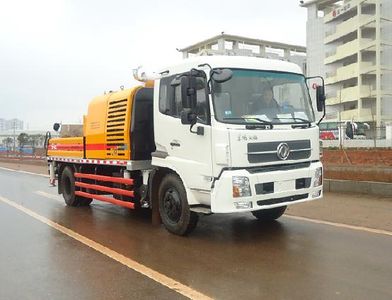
xmin=163 ymin=188 xmax=181 ymax=222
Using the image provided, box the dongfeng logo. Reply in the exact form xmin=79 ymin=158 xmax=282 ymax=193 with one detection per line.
xmin=277 ymin=143 xmax=290 ymax=160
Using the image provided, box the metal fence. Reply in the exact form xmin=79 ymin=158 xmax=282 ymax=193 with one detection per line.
xmin=320 ymin=123 xmax=392 ymax=148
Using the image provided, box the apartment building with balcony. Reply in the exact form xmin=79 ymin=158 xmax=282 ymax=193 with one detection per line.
xmin=301 ymin=0 xmax=392 ymax=127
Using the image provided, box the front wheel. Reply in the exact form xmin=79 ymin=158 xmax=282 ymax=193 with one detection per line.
xmin=251 ymin=206 xmax=287 ymax=221
xmin=158 ymin=174 xmax=198 ymax=236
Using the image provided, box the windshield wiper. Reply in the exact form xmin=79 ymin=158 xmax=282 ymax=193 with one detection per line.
xmin=223 ymin=117 xmax=273 ymax=129
xmin=273 ymin=117 xmax=311 ymax=128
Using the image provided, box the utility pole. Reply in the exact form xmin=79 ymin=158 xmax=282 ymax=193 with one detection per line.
xmin=13 ymin=119 xmax=16 ymax=153
xmin=338 ymin=86 xmax=342 ymax=149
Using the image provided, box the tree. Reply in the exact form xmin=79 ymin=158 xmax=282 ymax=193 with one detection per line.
xmin=2 ymin=137 xmax=13 ymax=152
xmin=29 ymin=134 xmax=45 ymax=155
xmin=17 ymin=133 xmax=29 ymax=150
xmin=29 ymin=134 xmax=45 ymax=148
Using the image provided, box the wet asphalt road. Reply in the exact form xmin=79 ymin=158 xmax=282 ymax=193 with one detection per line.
xmin=0 ymin=168 xmax=391 ymax=300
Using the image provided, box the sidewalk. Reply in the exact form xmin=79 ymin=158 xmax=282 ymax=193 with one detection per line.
xmin=286 ymin=192 xmax=392 ymax=232
xmin=0 ymin=160 xmax=47 ymax=175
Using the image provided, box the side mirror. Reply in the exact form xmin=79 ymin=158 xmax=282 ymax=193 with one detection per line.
xmin=180 ymin=109 xmax=197 ymax=125
xmin=53 ymin=123 xmax=61 ymax=132
xmin=180 ymin=75 xmax=197 ymax=109
xmin=211 ymin=69 xmax=233 ymax=83
xmin=316 ymin=85 xmax=326 ymax=112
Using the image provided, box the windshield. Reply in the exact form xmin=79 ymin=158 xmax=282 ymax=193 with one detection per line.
xmin=212 ymin=69 xmax=315 ymax=125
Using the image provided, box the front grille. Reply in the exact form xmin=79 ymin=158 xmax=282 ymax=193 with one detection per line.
xmin=257 ymin=193 xmax=308 ymax=206
xmin=247 ymin=140 xmax=311 ymax=163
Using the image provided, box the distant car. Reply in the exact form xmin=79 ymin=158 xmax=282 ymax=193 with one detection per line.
xmin=319 ymin=122 xmax=339 ymax=140
xmin=319 ymin=131 xmax=336 ymax=140
xmin=348 ymin=121 xmax=370 ymax=139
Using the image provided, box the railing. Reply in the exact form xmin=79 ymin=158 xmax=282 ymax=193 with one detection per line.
xmin=321 ymin=126 xmax=391 ymax=149
xmin=325 ymin=15 xmax=375 ymax=44
xmin=340 ymin=108 xmax=373 ymax=120
xmin=325 ymin=38 xmax=374 ymax=64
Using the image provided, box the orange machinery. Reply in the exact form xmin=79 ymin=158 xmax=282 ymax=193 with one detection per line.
xmin=48 ymin=82 xmax=153 ymax=161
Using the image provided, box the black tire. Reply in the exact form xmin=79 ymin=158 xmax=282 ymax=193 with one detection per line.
xmin=158 ymin=174 xmax=198 ymax=236
xmin=61 ymin=167 xmax=92 ymax=206
xmin=251 ymin=206 xmax=287 ymax=221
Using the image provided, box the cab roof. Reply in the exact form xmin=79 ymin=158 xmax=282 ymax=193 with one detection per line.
xmin=160 ymin=56 xmax=303 ymax=77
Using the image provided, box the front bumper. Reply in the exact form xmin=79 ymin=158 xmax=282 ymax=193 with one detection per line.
xmin=211 ymin=161 xmax=323 ymax=213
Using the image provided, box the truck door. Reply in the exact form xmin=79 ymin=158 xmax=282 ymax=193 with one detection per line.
xmin=153 ymin=74 xmax=213 ymax=191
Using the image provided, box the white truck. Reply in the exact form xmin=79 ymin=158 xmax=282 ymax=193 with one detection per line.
xmin=47 ymin=55 xmax=325 ymax=235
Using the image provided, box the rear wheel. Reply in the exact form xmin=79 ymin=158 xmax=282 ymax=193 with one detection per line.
xmin=158 ymin=174 xmax=198 ymax=236
xmin=61 ymin=166 xmax=92 ymax=206
xmin=251 ymin=206 xmax=287 ymax=221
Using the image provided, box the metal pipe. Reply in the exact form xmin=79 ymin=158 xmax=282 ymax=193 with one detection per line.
xmin=75 ymin=181 xmax=134 ymax=197
xmin=74 ymin=172 xmax=133 ymax=185
xmin=75 ymin=191 xmax=135 ymax=209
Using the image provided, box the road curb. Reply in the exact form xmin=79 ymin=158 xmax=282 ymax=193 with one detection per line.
xmin=325 ymin=179 xmax=392 ymax=197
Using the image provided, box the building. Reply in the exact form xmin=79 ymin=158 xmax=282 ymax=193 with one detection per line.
xmin=0 ymin=118 xmax=24 ymax=132
xmin=301 ymin=0 xmax=392 ymax=127
xmin=0 ymin=130 xmax=48 ymax=151
xmin=179 ymin=34 xmax=307 ymax=73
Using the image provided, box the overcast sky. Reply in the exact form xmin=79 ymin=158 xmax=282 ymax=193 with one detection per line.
xmin=0 ymin=0 xmax=307 ymax=131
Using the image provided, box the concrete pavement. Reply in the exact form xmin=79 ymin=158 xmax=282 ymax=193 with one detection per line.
xmin=0 ymin=167 xmax=391 ymax=299
xmin=0 ymin=199 xmax=184 ymax=300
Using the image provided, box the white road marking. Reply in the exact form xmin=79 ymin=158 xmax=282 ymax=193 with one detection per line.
xmin=0 ymin=195 xmax=212 ymax=300
xmin=18 ymin=170 xmax=49 ymax=177
xmin=34 ymin=191 xmax=63 ymax=203
xmin=0 ymin=166 xmax=49 ymax=178
xmin=0 ymin=166 xmax=17 ymax=172
xmin=285 ymin=214 xmax=392 ymax=237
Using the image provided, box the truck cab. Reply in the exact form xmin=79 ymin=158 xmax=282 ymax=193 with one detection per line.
xmin=152 ymin=56 xmax=324 ymax=233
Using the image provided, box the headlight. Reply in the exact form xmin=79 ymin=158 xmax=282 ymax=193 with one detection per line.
xmin=314 ymin=167 xmax=323 ymax=187
xmin=232 ymin=176 xmax=251 ymax=197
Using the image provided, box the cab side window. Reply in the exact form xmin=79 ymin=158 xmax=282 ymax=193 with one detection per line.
xmin=159 ymin=75 xmax=176 ymax=116
xmin=195 ymin=77 xmax=209 ymax=124
xmin=159 ymin=74 xmax=210 ymax=124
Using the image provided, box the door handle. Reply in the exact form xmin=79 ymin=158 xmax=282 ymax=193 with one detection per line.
xmin=170 ymin=141 xmax=181 ymax=147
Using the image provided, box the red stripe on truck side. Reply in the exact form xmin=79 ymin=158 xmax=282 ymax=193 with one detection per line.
xmin=75 ymin=191 xmax=135 ymax=209
xmin=49 ymin=144 xmax=121 ymax=151
xmin=85 ymin=144 xmax=122 ymax=150
xmin=85 ymin=144 xmax=107 ymax=150
xmin=49 ymin=144 xmax=83 ymax=151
